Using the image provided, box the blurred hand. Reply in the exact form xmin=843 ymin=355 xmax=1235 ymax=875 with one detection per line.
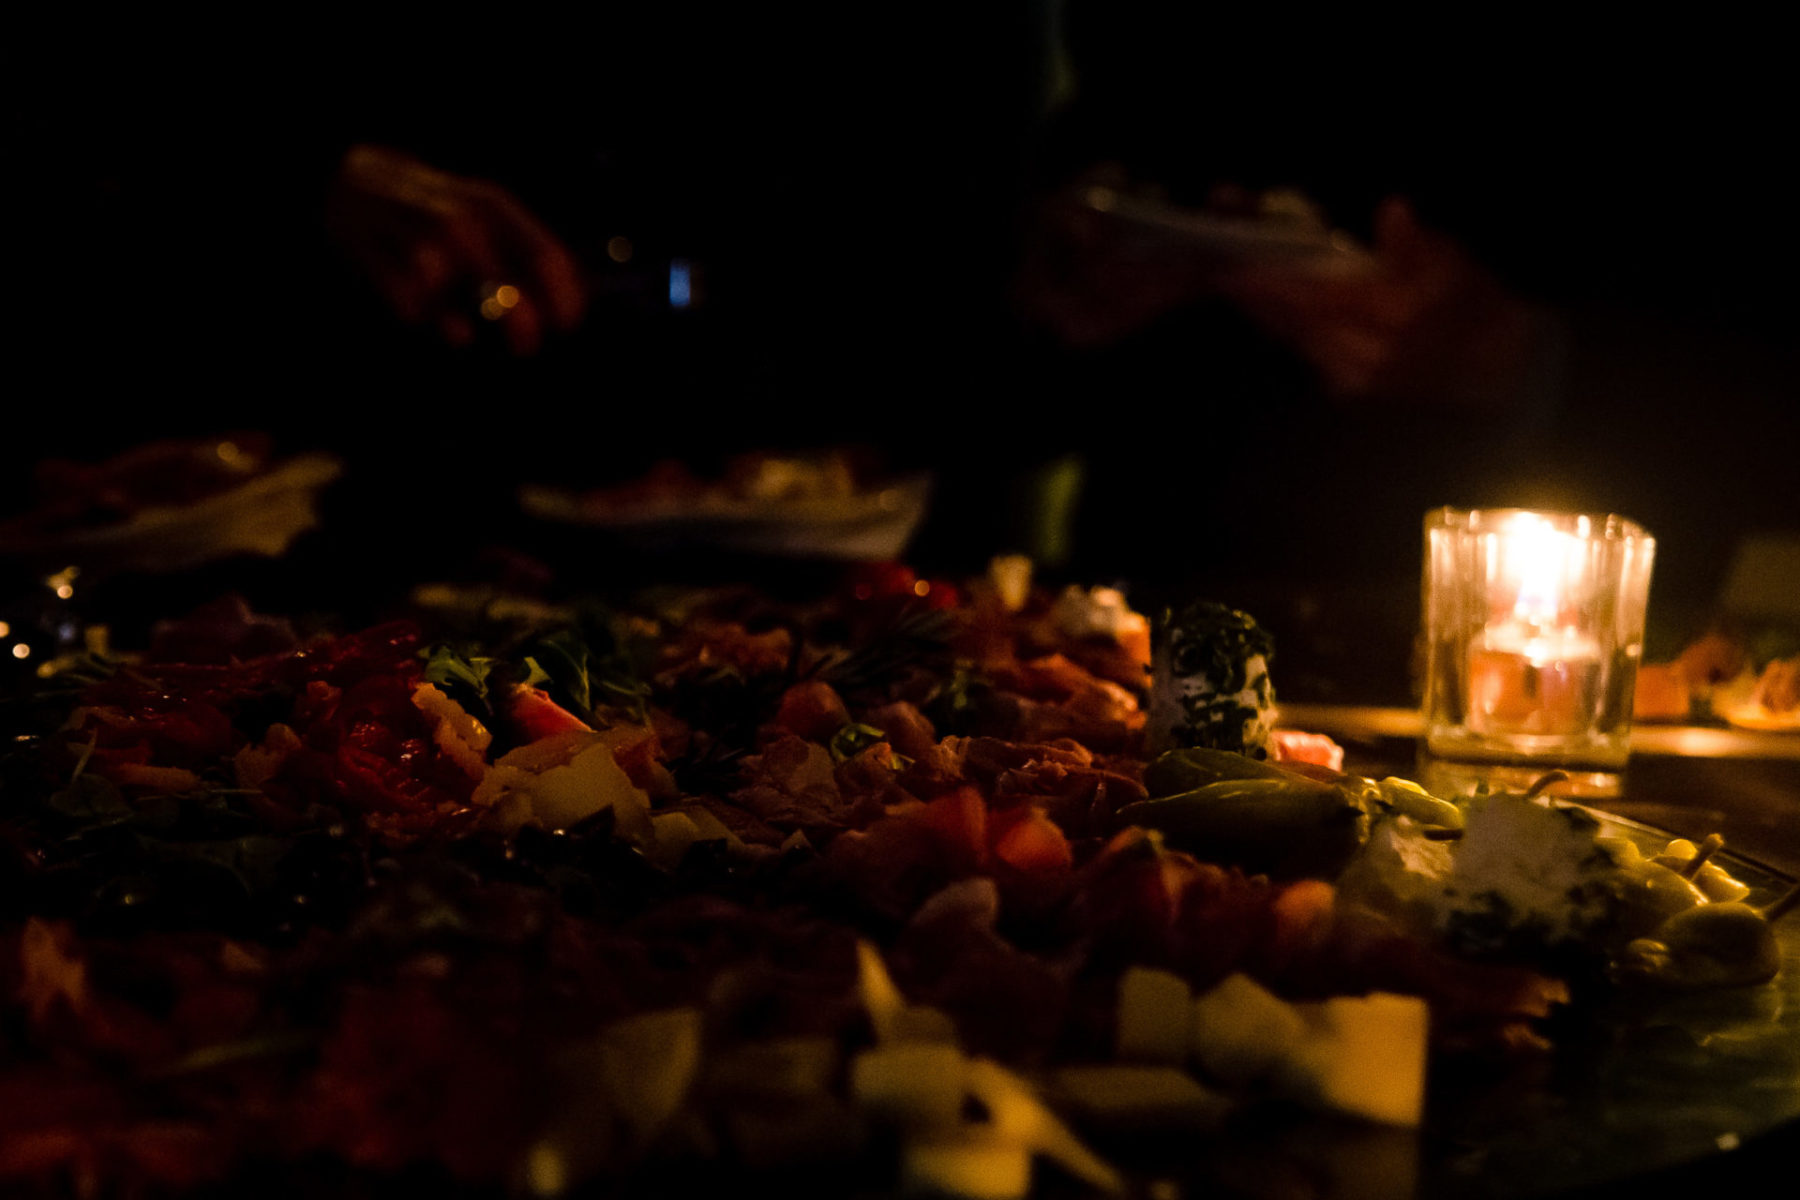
xmin=326 ymin=144 xmax=587 ymax=355
xmin=1019 ymin=179 xmax=1557 ymax=413
xmin=1014 ymin=169 xmax=1221 ymax=349
xmin=1219 ymin=196 xmax=1551 ymax=410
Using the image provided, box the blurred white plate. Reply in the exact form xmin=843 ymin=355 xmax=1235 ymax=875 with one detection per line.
xmin=519 ymin=472 xmax=932 ymax=561
xmin=0 ymin=453 xmax=344 ymax=575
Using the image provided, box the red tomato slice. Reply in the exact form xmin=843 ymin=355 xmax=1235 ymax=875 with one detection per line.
xmin=773 ymin=680 xmax=851 ymax=743
xmin=913 ymin=785 xmax=989 ymax=871
xmin=504 ymin=686 xmax=593 ymax=743
xmin=990 ymin=806 xmax=1074 ymax=873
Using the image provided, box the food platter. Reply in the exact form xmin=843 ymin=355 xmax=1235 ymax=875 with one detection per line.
xmin=3 ymin=568 xmax=1797 ymax=1200
xmin=1084 ymin=807 xmax=1800 ymax=1200
xmin=1416 ymin=812 xmax=1800 ymax=1199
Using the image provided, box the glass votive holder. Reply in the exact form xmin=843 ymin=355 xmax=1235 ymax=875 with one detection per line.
xmin=1418 ymin=507 xmax=1656 ymax=799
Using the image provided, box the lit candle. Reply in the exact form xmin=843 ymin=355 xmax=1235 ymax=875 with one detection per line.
xmin=1466 ymin=514 xmax=1602 ymax=737
xmin=1421 ymin=506 xmax=1655 ymax=798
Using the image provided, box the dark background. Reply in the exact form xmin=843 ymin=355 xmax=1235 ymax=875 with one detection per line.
xmin=7 ymin=7 xmax=1798 ymax=666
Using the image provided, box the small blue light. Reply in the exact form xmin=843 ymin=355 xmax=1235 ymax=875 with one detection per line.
xmin=668 ymin=259 xmax=692 ymax=310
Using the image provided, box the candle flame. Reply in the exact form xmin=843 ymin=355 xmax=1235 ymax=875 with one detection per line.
xmin=1507 ymin=514 xmax=1570 ymax=628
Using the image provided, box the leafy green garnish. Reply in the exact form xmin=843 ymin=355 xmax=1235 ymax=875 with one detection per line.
xmin=829 ymin=722 xmax=888 ymax=763
xmin=522 ymin=629 xmax=597 ymax=713
xmin=31 ymin=647 xmax=124 ymax=692
xmin=157 ymin=1030 xmax=319 ymax=1077
xmin=809 ymin=604 xmax=956 ymax=695
xmin=521 ymin=617 xmax=654 ymax=723
xmin=46 ymin=773 xmax=136 ymax=833
xmin=421 ymin=604 xmax=655 ymax=726
xmin=421 ymin=644 xmax=501 ymax=721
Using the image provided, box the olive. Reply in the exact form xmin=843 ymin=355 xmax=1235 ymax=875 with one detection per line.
xmin=1612 ymin=861 xmax=1709 ymax=942
xmin=1641 ymin=901 xmax=1781 ymax=989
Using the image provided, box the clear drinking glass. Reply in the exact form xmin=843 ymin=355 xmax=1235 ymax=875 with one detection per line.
xmin=1418 ymin=507 xmax=1656 ymax=799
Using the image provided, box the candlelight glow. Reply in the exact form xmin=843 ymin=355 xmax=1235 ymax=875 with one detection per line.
xmin=1422 ymin=506 xmax=1656 ymax=796
xmin=1507 ymin=513 xmax=1569 ymax=628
